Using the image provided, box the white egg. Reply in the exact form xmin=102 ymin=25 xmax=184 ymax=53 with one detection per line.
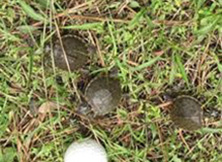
xmin=64 ymin=139 xmax=108 ymax=162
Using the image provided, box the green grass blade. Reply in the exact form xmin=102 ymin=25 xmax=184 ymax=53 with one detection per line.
xmin=0 ymin=28 xmax=20 ymax=42
xmin=195 ymin=15 xmax=220 ymax=35
xmin=213 ymin=55 xmax=222 ymax=72
xmin=128 ymin=8 xmax=146 ymax=29
xmin=61 ymin=23 xmax=104 ymax=32
xmin=132 ymin=57 xmax=161 ymax=71
xmin=17 ymin=25 xmax=38 ymax=33
xmin=200 ymin=127 xmax=222 ymax=133
xmin=0 ymin=147 xmax=17 ymax=162
xmin=18 ymin=0 xmax=46 ymax=21
xmin=36 ymin=0 xmax=50 ymax=8
xmin=28 ymin=51 xmax=34 ymax=88
xmin=169 ymin=55 xmax=176 ymax=85
xmin=174 ymin=53 xmax=189 ymax=86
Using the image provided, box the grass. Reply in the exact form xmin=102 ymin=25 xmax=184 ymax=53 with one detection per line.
xmin=1 ymin=0 xmax=222 ymax=161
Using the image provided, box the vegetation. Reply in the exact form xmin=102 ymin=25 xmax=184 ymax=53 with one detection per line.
xmin=1 ymin=0 xmax=222 ymax=161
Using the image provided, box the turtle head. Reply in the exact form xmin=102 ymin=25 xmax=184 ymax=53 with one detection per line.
xmin=77 ymin=102 xmax=91 ymax=115
xmin=108 ymin=66 xmax=119 ymax=78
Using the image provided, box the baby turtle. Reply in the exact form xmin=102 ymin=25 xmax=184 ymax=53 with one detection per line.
xmin=53 ymin=35 xmax=93 ymax=71
xmin=79 ymin=76 xmax=122 ymax=116
xmin=170 ymin=95 xmax=203 ymax=131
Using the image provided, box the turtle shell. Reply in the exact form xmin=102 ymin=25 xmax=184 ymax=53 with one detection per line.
xmin=53 ymin=35 xmax=89 ymax=71
xmin=170 ymin=95 xmax=203 ymax=131
xmin=84 ymin=76 xmax=122 ymax=116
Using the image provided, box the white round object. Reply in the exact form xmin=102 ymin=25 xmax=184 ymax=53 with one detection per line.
xmin=64 ymin=139 xmax=108 ymax=162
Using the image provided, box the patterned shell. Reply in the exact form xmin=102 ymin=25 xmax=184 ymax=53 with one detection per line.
xmin=53 ymin=35 xmax=89 ymax=71
xmin=85 ymin=77 xmax=122 ymax=116
xmin=170 ymin=95 xmax=203 ymax=131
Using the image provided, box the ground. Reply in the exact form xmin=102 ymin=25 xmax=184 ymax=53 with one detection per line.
xmin=1 ymin=0 xmax=222 ymax=162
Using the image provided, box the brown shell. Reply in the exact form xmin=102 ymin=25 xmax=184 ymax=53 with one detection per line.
xmin=85 ymin=76 xmax=122 ymax=116
xmin=53 ymin=35 xmax=89 ymax=71
xmin=170 ymin=95 xmax=203 ymax=131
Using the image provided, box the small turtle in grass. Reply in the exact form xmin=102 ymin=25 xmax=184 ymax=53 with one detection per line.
xmin=78 ymin=71 xmax=122 ymax=116
xmin=161 ymin=92 xmax=222 ymax=131
xmin=170 ymin=95 xmax=203 ymax=131
xmin=52 ymin=34 xmax=95 ymax=71
xmin=161 ymin=83 xmax=222 ymax=131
